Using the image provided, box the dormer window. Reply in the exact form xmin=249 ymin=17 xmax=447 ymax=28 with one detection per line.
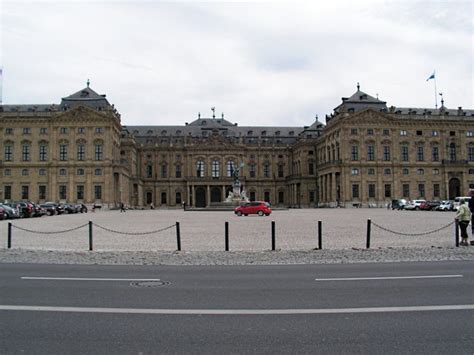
xmin=147 ymin=130 xmax=153 ymax=134
xmin=161 ymin=130 xmax=167 ymax=135
xmin=247 ymin=130 xmax=253 ymax=136
xmin=275 ymin=131 xmax=280 ymax=136
xmin=261 ymin=131 xmax=266 ymax=136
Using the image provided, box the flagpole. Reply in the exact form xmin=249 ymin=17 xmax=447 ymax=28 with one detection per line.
xmin=434 ymin=70 xmax=438 ymax=109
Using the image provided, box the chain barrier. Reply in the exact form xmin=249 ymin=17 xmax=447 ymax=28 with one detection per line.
xmin=11 ymin=222 xmax=90 ymax=235
xmin=93 ymin=222 xmax=176 ymax=235
xmin=371 ymin=220 xmax=455 ymax=237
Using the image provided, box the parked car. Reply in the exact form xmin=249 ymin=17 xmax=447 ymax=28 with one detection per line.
xmin=391 ymin=199 xmax=407 ymax=210
xmin=0 ymin=204 xmax=20 ymax=219
xmin=17 ymin=201 xmax=35 ymax=218
xmin=0 ymin=207 xmax=5 ymax=220
xmin=435 ymin=200 xmax=454 ymax=211
xmin=3 ymin=203 xmax=21 ymax=218
xmin=234 ymin=201 xmax=272 ymax=216
xmin=40 ymin=203 xmax=57 ymax=216
xmin=419 ymin=201 xmax=440 ymax=211
xmin=404 ymin=200 xmax=426 ymax=211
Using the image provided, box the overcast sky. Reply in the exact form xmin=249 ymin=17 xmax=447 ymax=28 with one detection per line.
xmin=1 ymin=0 xmax=472 ymax=127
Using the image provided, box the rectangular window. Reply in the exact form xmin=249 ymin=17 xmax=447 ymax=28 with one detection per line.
xmin=23 ymin=128 xmax=31 ymax=135
xmin=95 ymin=168 xmax=102 ymax=176
xmin=278 ymin=165 xmax=284 ymax=178
xmin=416 ymin=130 xmax=423 ymax=136
xmin=4 ymin=145 xmax=13 ymax=161
xmin=94 ymin=185 xmax=102 ymax=200
xmin=416 ymin=146 xmax=424 ymax=161
xmin=249 ymin=164 xmax=256 ymax=178
xmin=4 ymin=169 xmax=11 ymax=176
xmin=368 ymin=184 xmax=376 ymax=198
xmin=352 ymin=184 xmax=359 ymax=199
xmin=39 ymin=185 xmax=46 ymax=200
xmin=264 ymin=191 xmax=270 ymax=203
xmin=95 ymin=127 xmax=103 ymax=134
xmin=175 ymin=192 xmax=182 ymax=205
xmin=400 ymin=130 xmax=407 ymax=136
xmin=383 ymin=146 xmax=391 ymax=161
xmin=39 ymin=145 xmax=48 ymax=161
xmin=161 ymin=165 xmax=167 ymax=178
xmin=418 ymin=183 xmax=425 ymax=197
xmin=77 ymin=144 xmax=85 ymax=161
xmin=4 ymin=185 xmax=12 ymax=200
xmin=60 ymin=127 xmax=68 ymax=134
xmin=432 ymin=130 xmax=439 ymax=137
xmin=5 ymin=128 xmax=13 ymax=135
xmin=433 ymin=183 xmax=440 ymax=198
xmin=22 ymin=145 xmax=30 ymax=161
xmin=403 ymin=184 xmax=410 ymax=198
xmin=175 ymin=165 xmax=182 ymax=178
xmin=263 ymin=164 xmax=270 ymax=178
xmin=40 ymin=127 xmax=48 ymax=134
xmin=401 ymin=145 xmax=409 ymax=161
xmin=39 ymin=168 xmax=46 ymax=176
xmin=367 ymin=145 xmax=375 ymax=161
xmin=59 ymin=145 xmax=68 ymax=161
xmin=432 ymin=146 xmax=439 ymax=162
xmin=383 ymin=129 xmax=390 ymax=136
xmin=308 ymin=163 xmax=314 ymax=175
xmin=384 ymin=184 xmax=391 ymax=198
xmin=59 ymin=185 xmax=67 ymax=200
xmin=468 ymin=147 xmax=474 ymax=162
xmin=77 ymin=185 xmax=85 ymax=200
xmin=78 ymin=127 xmax=86 ymax=134
xmin=309 ymin=191 xmax=314 ymax=203
xmin=95 ymin=144 xmax=103 ymax=161
xmin=350 ymin=128 xmax=358 ymax=135
xmin=466 ymin=131 xmax=473 ymax=137
xmin=21 ymin=185 xmax=29 ymax=200
xmin=351 ymin=146 xmax=359 ymax=161
xmin=367 ymin=129 xmax=374 ymax=135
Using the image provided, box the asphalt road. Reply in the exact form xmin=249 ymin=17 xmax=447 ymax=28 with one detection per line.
xmin=1 ymin=261 xmax=474 ymax=354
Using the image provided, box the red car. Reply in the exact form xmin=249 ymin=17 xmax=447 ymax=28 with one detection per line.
xmin=234 ymin=201 xmax=272 ymax=216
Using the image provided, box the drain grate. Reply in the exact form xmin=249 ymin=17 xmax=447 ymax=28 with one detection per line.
xmin=130 ymin=280 xmax=170 ymax=288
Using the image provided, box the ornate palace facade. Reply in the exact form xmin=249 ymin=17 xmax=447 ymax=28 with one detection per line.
xmin=1 ymin=84 xmax=473 ymax=208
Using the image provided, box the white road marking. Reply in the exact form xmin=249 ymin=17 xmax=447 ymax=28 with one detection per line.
xmin=315 ymin=275 xmax=463 ymax=281
xmin=21 ymin=277 xmax=161 ymax=282
xmin=0 ymin=304 xmax=473 ymax=315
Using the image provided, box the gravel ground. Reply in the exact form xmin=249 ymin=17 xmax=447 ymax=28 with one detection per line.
xmin=1 ymin=208 xmax=473 ymax=265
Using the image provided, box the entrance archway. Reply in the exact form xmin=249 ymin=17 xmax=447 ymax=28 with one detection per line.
xmin=211 ymin=187 xmax=221 ymax=203
xmin=195 ymin=187 xmax=206 ymax=207
xmin=448 ymin=178 xmax=460 ymax=200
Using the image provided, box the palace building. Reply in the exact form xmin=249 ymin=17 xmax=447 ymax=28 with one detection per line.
xmin=1 ymin=83 xmax=473 ymax=208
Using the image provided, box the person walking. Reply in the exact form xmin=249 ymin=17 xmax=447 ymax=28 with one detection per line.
xmin=469 ymin=190 xmax=474 ymax=245
xmin=120 ymin=202 xmax=126 ymax=212
xmin=455 ymin=199 xmax=472 ymax=246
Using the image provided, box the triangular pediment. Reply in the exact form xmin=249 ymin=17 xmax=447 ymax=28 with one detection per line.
xmin=338 ymin=108 xmax=395 ymax=125
xmin=55 ymin=105 xmax=109 ymax=121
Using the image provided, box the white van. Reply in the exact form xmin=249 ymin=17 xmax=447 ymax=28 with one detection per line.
xmin=453 ymin=196 xmax=471 ymax=211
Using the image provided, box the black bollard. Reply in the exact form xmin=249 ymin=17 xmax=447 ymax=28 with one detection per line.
xmin=89 ymin=221 xmax=93 ymax=251
xmin=176 ymin=222 xmax=181 ymax=251
xmin=271 ymin=221 xmax=276 ymax=251
xmin=7 ymin=222 xmax=12 ymax=249
xmin=366 ymin=219 xmax=371 ymax=249
xmin=318 ymin=220 xmax=322 ymax=249
xmin=455 ymin=219 xmax=459 ymax=247
xmin=225 ymin=222 xmax=229 ymax=251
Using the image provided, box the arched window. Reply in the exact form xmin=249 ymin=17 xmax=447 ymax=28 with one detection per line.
xmin=226 ymin=161 xmax=235 ymax=177
xmin=212 ymin=160 xmax=220 ymax=177
xmin=196 ymin=160 xmax=205 ymax=177
xmin=146 ymin=164 xmax=153 ymax=178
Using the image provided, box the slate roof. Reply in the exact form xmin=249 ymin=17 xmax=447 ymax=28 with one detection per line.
xmin=60 ymin=86 xmax=111 ymax=110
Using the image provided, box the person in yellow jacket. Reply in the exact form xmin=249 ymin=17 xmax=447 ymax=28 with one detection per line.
xmin=456 ymin=199 xmax=472 ymax=246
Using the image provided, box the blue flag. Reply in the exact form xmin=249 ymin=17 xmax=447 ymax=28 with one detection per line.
xmin=426 ymin=72 xmax=435 ymax=81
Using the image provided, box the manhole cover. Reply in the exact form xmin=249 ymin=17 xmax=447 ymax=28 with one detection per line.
xmin=130 ymin=280 xmax=170 ymax=288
